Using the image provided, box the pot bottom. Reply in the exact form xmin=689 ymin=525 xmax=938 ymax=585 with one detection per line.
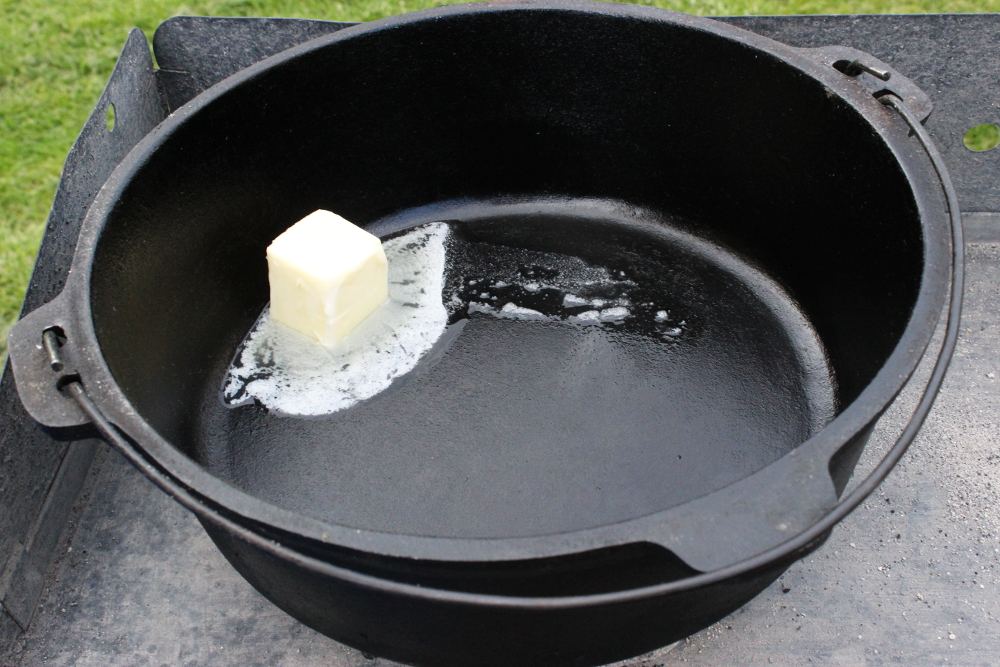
xmin=192 ymin=198 xmax=836 ymax=543
xmin=203 ymin=518 xmax=821 ymax=667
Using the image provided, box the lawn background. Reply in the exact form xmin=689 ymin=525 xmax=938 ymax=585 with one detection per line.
xmin=2 ymin=0 xmax=999 ymax=360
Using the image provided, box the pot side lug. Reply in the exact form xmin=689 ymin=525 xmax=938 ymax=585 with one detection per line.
xmin=798 ymin=45 xmax=934 ymax=122
xmin=7 ymin=295 xmax=91 ymax=432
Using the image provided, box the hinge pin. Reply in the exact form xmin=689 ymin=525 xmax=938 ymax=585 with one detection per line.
xmin=845 ymin=59 xmax=891 ymax=82
xmin=42 ymin=329 xmax=64 ymax=372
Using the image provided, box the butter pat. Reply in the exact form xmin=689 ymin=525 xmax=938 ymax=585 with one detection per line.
xmin=267 ymin=210 xmax=388 ymax=347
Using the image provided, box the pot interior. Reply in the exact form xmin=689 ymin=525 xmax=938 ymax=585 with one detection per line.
xmin=90 ymin=7 xmax=924 ymax=540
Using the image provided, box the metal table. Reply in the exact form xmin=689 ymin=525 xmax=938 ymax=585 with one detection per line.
xmin=1 ymin=12 xmax=998 ymax=665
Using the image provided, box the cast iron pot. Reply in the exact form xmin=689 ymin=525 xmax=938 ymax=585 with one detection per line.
xmin=9 ymin=2 xmax=962 ymax=665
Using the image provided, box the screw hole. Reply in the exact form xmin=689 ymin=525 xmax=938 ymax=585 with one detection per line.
xmin=105 ymin=102 xmax=116 ymax=132
xmin=57 ymin=373 xmax=82 ymax=392
xmin=832 ymin=59 xmax=854 ymax=75
xmin=43 ymin=325 xmax=67 ymax=344
xmin=831 ymin=59 xmax=889 ymax=81
xmin=963 ymin=123 xmax=999 ymax=152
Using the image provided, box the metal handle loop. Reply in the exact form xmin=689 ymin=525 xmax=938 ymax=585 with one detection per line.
xmin=55 ymin=93 xmax=964 ymax=605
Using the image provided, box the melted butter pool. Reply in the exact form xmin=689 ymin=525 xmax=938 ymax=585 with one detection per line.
xmin=223 ymin=223 xmax=450 ymax=416
xmin=223 ymin=220 xmax=693 ymax=417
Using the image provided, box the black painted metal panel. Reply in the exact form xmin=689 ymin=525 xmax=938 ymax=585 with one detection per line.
xmin=720 ymin=14 xmax=1000 ymax=217
xmin=3 ymin=11 xmax=999 ymax=661
xmin=153 ymin=17 xmax=355 ymax=110
xmin=0 ymin=28 xmax=166 ymax=638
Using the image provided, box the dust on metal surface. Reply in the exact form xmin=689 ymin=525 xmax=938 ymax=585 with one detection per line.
xmin=2 ymin=11 xmax=1000 ymax=665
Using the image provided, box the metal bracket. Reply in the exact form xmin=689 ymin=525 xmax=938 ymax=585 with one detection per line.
xmin=6 ymin=294 xmax=91 ymax=435
xmin=798 ymin=45 xmax=934 ymax=122
xmin=152 ymin=17 xmax=356 ymax=111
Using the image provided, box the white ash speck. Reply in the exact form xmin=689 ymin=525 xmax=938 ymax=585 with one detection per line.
xmin=498 ymin=303 xmax=549 ymax=321
xmin=568 ymin=310 xmax=602 ymax=325
xmin=599 ymin=307 xmax=630 ymax=322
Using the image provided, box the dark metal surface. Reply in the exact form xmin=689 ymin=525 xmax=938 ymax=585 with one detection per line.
xmin=22 ymin=29 xmax=167 ymax=316
xmin=9 ymin=249 xmax=1000 ymax=664
xmin=796 ymin=44 xmax=934 ymax=121
xmin=0 ymin=28 xmax=166 ymax=639
xmin=1 ymin=7 xmax=998 ymax=665
xmin=4 ymin=3 xmax=958 ymax=663
xmin=0 ymin=441 xmax=97 ymax=630
xmin=147 ymin=13 xmax=1000 ymax=225
xmin=10 ymin=0 xmax=950 ymax=563
xmin=153 ymin=16 xmax=355 ymax=110
xmin=963 ymin=211 xmax=1000 ymax=242
xmin=719 ymin=14 xmax=1000 ymax=218
xmin=198 ymin=205 xmax=841 ymax=569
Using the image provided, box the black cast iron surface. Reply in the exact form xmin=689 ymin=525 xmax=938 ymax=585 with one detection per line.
xmin=0 ymin=10 xmax=997 ymax=665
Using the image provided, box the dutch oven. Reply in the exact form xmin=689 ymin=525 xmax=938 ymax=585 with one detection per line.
xmin=8 ymin=2 xmax=962 ymax=666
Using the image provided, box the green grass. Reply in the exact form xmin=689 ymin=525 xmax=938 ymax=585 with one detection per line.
xmin=2 ymin=0 xmax=999 ymax=359
xmin=964 ymin=123 xmax=1000 ymax=151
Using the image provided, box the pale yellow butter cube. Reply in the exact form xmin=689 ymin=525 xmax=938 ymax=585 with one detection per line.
xmin=267 ymin=210 xmax=388 ymax=347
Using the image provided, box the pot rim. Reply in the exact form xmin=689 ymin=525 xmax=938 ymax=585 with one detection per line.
xmin=50 ymin=0 xmax=952 ymax=569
